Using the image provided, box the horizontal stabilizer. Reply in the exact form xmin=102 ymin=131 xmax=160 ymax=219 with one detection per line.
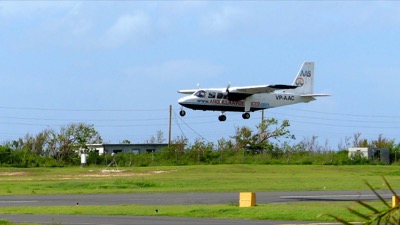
xmin=301 ymin=94 xmax=331 ymax=97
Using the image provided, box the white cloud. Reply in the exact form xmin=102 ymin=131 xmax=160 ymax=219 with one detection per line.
xmin=0 ymin=1 xmax=93 ymax=50
xmin=100 ymin=12 xmax=151 ymax=48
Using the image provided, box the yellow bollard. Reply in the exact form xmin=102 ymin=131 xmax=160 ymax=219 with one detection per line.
xmin=392 ymin=196 xmax=399 ymax=208
xmin=239 ymin=192 xmax=256 ymax=207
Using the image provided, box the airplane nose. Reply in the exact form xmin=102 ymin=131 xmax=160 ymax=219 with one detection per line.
xmin=178 ymin=96 xmax=192 ymax=107
xmin=178 ymin=97 xmax=185 ymax=105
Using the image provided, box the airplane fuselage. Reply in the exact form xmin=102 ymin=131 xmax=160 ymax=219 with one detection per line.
xmin=178 ymin=89 xmax=315 ymax=113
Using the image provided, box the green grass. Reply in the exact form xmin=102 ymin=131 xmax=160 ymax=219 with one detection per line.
xmin=0 ymin=220 xmax=37 ymax=225
xmin=1 ymin=165 xmax=400 ymax=195
xmin=0 ymin=201 xmax=389 ymax=222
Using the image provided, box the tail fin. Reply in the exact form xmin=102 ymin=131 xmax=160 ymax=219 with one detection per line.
xmin=289 ymin=62 xmax=314 ymax=94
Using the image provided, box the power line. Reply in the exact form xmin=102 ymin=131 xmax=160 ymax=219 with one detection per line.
xmin=172 ymin=111 xmax=186 ymax=140
xmin=174 ymin=111 xmax=208 ymax=142
xmin=0 ymin=116 xmax=169 ymax=122
xmin=268 ymin=112 xmax=400 ymax=124
xmin=0 ymin=106 xmax=166 ymax=112
xmin=0 ymin=105 xmax=399 ymax=144
xmin=286 ymin=107 xmax=400 ymax=119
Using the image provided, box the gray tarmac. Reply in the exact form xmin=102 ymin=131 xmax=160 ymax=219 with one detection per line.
xmin=0 ymin=190 xmax=393 ymax=225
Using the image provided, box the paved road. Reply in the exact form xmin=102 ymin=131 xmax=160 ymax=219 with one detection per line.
xmin=0 ymin=190 xmax=394 ymax=207
xmin=0 ymin=190 xmax=392 ymax=225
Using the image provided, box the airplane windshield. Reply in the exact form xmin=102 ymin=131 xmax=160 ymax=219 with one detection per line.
xmin=194 ymin=90 xmax=206 ymax=98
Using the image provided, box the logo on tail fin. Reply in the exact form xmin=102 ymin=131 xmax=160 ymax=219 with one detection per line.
xmin=295 ymin=78 xmax=304 ymax=87
xmin=290 ymin=62 xmax=314 ymax=94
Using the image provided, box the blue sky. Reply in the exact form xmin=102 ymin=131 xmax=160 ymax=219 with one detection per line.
xmin=1 ymin=1 xmax=400 ymax=149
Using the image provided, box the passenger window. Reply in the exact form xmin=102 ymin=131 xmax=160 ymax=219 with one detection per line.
xmin=208 ymin=92 xmax=216 ymax=98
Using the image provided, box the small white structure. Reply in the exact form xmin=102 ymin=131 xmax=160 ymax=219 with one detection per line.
xmin=348 ymin=147 xmax=390 ymax=163
xmin=80 ymin=152 xmax=87 ymax=167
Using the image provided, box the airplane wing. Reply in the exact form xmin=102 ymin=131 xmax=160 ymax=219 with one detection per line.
xmin=178 ymin=89 xmax=197 ymax=94
xmin=231 ymin=84 xmax=297 ymax=94
xmin=178 ymin=85 xmax=298 ymax=99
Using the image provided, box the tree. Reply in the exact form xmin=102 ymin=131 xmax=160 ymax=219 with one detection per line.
xmin=337 ymin=136 xmax=351 ymax=151
xmin=231 ymin=118 xmax=294 ymax=154
xmin=232 ymin=126 xmax=252 ymax=151
xmin=216 ymin=137 xmax=234 ymax=162
xmin=34 ymin=129 xmax=51 ymax=156
xmin=353 ymin=132 xmax=369 ymax=148
xmin=146 ymin=130 xmax=166 ymax=144
xmin=49 ymin=123 xmax=102 ymax=164
xmin=121 ymin=140 xmax=131 ymax=144
xmin=172 ymin=135 xmax=188 ymax=151
xmin=156 ymin=130 xmax=166 ymax=143
xmin=299 ymin=136 xmax=322 ymax=153
xmin=371 ymin=134 xmax=394 ymax=149
xmin=190 ymin=138 xmax=214 ymax=162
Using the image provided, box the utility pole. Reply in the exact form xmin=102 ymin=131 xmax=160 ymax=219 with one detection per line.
xmin=261 ymin=109 xmax=264 ymax=122
xmin=259 ymin=110 xmax=266 ymax=143
xmin=168 ymin=105 xmax=172 ymax=147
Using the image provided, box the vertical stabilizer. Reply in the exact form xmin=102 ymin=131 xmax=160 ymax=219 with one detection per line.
xmin=290 ymin=62 xmax=314 ymax=94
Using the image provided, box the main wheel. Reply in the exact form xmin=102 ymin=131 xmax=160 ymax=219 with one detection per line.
xmin=218 ymin=115 xmax=227 ymax=122
xmin=242 ymin=112 xmax=250 ymax=119
xmin=179 ymin=110 xmax=186 ymax=117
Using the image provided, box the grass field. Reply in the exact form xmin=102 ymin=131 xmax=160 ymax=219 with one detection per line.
xmin=0 ymin=164 xmax=399 ymax=223
xmin=1 ymin=164 xmax=400 ymax=195
xmin=0 ymin=201 xmax=389 ymax=222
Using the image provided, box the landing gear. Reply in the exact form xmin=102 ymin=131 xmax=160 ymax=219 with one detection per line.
xmin=217 ymin=112 xmax=250 ymax=121
xmin=179 ymin=110 xmax=186 ymax=117
xmin=242 ymin=112 xmax=251 ymax=119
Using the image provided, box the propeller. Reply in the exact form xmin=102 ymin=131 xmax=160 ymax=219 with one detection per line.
xmin=222 ymin=83 xmax=231 ymax=99
xmin=225 ymin=83 xmax=231 ymax=94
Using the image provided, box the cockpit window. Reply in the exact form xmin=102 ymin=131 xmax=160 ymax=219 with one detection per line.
xmin=194 ymin=90 xmax=206 ymax=98
xmin=217 ymin=93 xmax=224 ymax=99
xmin=208 ymin=92 xmax=216 ymax=98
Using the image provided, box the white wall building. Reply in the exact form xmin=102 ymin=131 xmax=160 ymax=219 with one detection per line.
xmin=348 ymin=147 xmax=390 ymax=163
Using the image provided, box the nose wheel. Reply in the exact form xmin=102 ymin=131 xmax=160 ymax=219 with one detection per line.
xmin=179 ymin=110 xmax=186 ymax=117
xmin=242 ymin=112 xmax=250 ymax=119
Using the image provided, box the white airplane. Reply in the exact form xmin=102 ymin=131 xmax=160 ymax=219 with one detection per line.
xmin=178 ymin=62 xmax=329 ymax=121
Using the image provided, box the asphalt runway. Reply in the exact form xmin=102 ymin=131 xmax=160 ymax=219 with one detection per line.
xmin=0 ymin=190 xmax=394 ymax=225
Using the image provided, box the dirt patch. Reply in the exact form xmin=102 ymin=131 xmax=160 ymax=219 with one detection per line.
xmin=0 ymin=170 xmax=177 ymax=180
xmin=78 ymin=170 xmax=178 ymax=178
xmin=0 ymin=172 xmax=27 ymax=176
